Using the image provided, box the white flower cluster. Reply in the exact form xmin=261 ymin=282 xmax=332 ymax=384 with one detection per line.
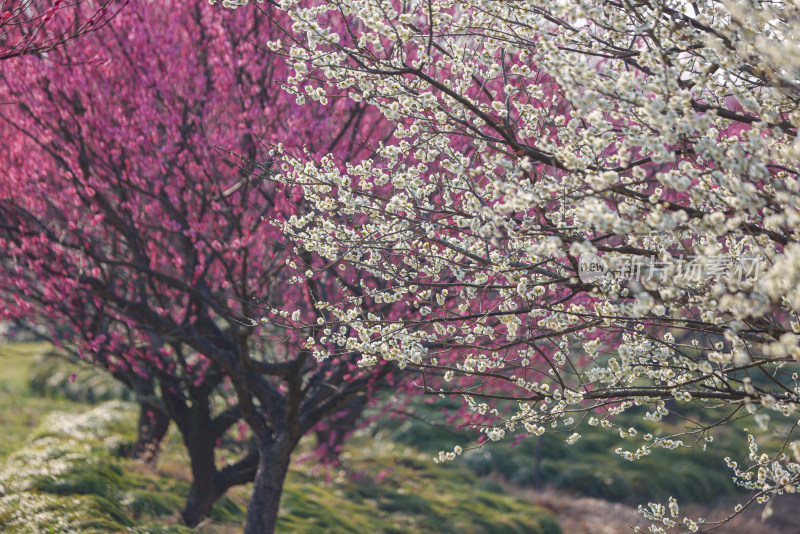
xmin=219 ymin=0 xmax=800 ymax=527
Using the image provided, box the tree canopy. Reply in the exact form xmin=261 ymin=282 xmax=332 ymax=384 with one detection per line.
xmin=212 ymin=0 xmax=800 ymax=530
xmin=0 ymin=0 xmax=122 ymax=60
xmin=5 ymin=0 xmax=800 ymax=530
xmin=0 ymin=0 xmax=395 ymax=530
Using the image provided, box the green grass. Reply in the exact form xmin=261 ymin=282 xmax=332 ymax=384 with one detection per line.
xmin=0 ymin=401 xmax=194 ymax=533
xmin=0 ymin=341 xmax=51 ymax=390
xmin=278 ymin=439 xmax=560 ymax=534
xmin=372 ymin=397 xmax=783 ymax=506
xmin=5 ymin=340 xmax=792 ymax=532
xmin=4 ymin=339 xmax=787 ymax=531
xmin=0 ymin=343 xmax=561 ymax=533
xmin=0 ymin=400 xmax=560 ymax=533
xmin=0 ymin=342 xmax=86 ymax=458
xmin=29 ymin=351 xmax=135 ymax=404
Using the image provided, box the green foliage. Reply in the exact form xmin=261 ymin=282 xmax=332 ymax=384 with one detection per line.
xmin=278 ymin=439 xmax=560 ymax=534
xmin=0 ymin=403 xmax=560 ymax=533
xmin=373 ymin=399 xmax=763 ymax=505
xmin=207 ymin=494 xmax=247 ymax=522
xmin=0 ymin=402 xmax=142 ymax=532
xmin=0 ymin=353 xmax=561 ymax=534
xmin=6 ymin=341 xmax=790 ymax=532
xmin=4 ymin=342 xmax=759 ymax=531
xmin=121 ymin=489 xmax=184 ymax=518
xmin=0 ymin=401 xmax=237 ymax=532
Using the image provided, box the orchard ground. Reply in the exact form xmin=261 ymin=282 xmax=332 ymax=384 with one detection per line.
xmin=0 ymin=341 xmax=797 ymax=533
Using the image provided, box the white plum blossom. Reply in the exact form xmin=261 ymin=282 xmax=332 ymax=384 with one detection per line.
xmin=219 ymin=0 xmax=800 ymax=529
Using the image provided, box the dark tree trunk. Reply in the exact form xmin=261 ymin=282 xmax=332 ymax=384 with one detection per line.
xmin=156 ymin=378 xmax=257 ymax=527
xmin=180 ymin=434 xmax=260 ymax=526
xmin=243 ymin=443 xmax=292 ymax=534
xmin=130 ymin=402 xmax=170 ymax=466
xmin=181 ymin=430 xmax=223 ymax=527
xmin=182 ymin=474 xmax=223 ymax=528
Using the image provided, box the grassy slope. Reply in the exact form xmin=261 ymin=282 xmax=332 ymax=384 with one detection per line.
xmin=9 ymin=341 xmax=797 ymax=532
xmin=0 ymin=342 xmax=79 ymax=458
xmin=0 ymin=344 xmax=560 ymax=533
xmin=373 ymin=393 xmax=796 ymax=507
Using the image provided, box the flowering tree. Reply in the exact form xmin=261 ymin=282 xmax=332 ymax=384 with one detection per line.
xmin=0 ymin=0 xmax=394 ymax=529
xmin=0 ymin=0 xmax=121 ymax=61
xmin=218 ymin=0 xmax=800 ymax=529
